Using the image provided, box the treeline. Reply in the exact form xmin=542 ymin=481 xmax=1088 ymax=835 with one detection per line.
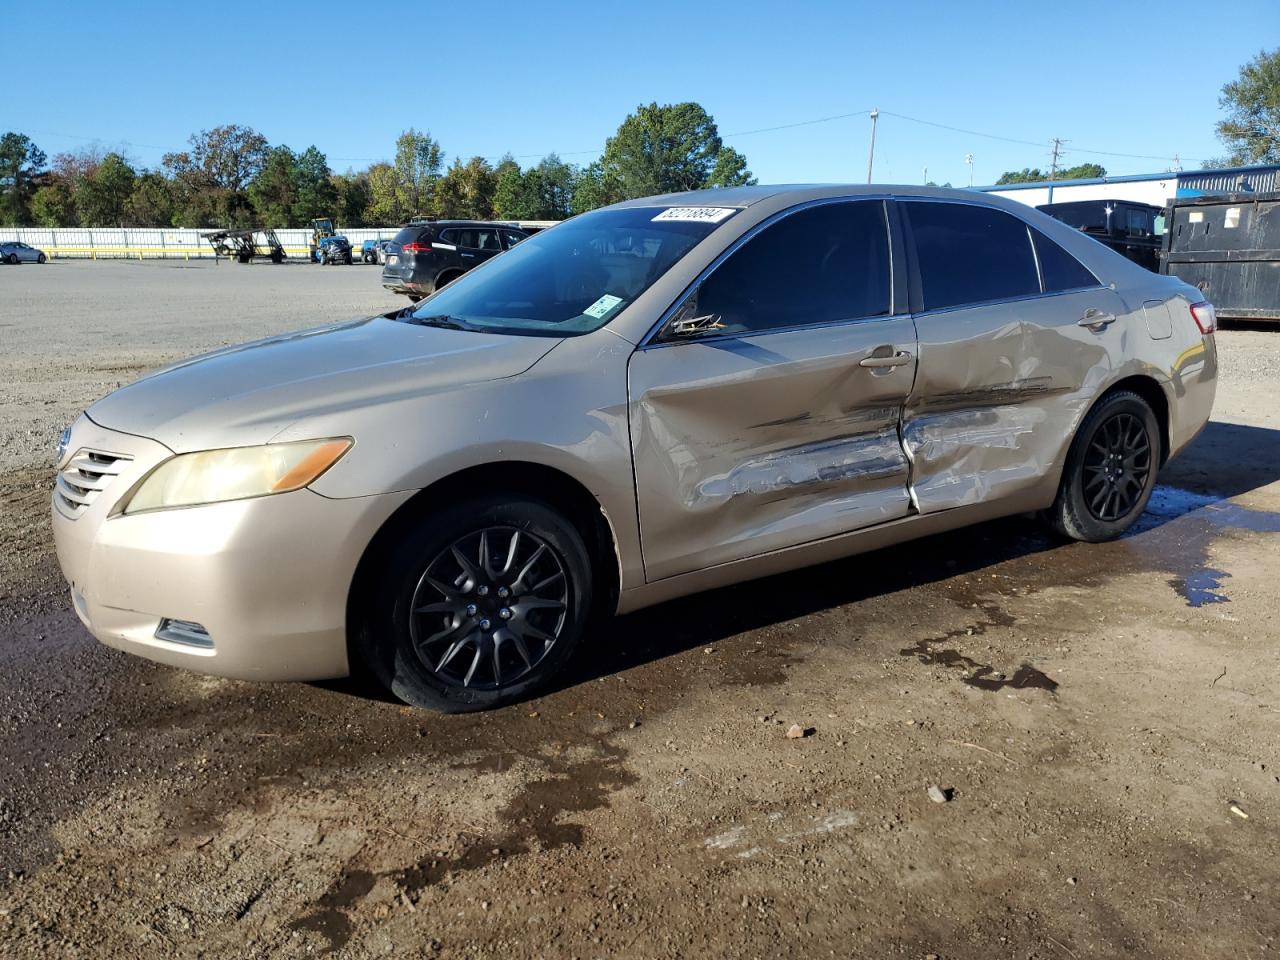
xmin=0 ymin=102 xmax=754 ymax=229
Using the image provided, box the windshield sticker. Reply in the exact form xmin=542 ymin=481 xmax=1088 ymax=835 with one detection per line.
xmin=583 ymin=294 xmax=624 ymax=319
xmin=652 ymin=206 xmax=736 ymax=223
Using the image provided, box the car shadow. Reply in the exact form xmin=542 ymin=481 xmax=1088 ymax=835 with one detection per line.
xmin=555 ymin=418 xmax=1280 ymax=694
xmin=320 ymin=419 xmax=1280 ymax=706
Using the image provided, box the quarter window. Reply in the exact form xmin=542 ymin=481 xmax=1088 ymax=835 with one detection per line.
xmin=688 ymin=201 xmax=891 ymax=335
xmin=1032 ymin=230 xmax=1098 ymax=293
xmin=906 ymin=202 xmax=1040 ymax=310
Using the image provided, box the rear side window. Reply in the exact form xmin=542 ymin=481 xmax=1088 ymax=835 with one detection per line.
xmin=392 ymin=226 xmax=427 ymax=245
xmin=907 ymin=202 xmax=1040 ymax=311
xmin=502 ymin=230 xmax=526 ymax=248
xmin=692 ymin=201 xmax=890 ymax=335
xmin=1032 ymin=230 xmax=1098 ymax=293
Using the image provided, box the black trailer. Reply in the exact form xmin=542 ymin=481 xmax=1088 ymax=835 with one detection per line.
xmin=1159 ymin=192 xmax=1280 ymax=322
xmin=202 ymin=228 xmax=286 ymax=264
xmin=1036 ymin=199 xmax=1163 ymax=272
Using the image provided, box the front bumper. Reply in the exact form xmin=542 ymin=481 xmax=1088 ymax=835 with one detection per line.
xmin=51 ymin=415 xmax=413 ymax=682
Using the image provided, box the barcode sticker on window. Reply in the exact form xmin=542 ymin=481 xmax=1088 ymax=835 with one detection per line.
xmin=652 ymin=207 xmax=736 ymax=223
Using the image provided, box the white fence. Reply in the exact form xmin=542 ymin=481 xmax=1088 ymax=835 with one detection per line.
xmin=0 ymin=226 xmax=403 ymax=260
xmin=0 ymin=221 xmax=559 ymax=259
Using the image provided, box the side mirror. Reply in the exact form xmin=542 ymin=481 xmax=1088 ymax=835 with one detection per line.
xmin=666 ymin=296 xmax=724 ymax=338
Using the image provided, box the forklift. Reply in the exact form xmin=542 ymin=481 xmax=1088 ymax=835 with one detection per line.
xmin=309 ymin=218 xmax=354 ymax=264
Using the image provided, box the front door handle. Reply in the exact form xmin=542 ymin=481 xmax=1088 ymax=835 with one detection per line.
xmin=859 ymin=350 xmax=913 ymax=368
xmin=1078 ymin=308 xmax=1116 ymax=330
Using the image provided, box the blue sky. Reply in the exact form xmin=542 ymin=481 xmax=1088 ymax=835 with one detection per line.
xmin=6 ymin=1 xmax=1275 ymax=187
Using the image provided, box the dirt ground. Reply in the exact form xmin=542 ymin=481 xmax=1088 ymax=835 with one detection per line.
xmin=1 ymin=260 xmax=1277 ymax=959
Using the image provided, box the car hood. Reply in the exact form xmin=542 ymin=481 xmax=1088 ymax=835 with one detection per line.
xmin=87 ymin=316 xmax=562 ymax=452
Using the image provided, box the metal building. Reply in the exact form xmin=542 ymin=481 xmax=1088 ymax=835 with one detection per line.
xmin=977 ymin=164 xmax=1280 ymax=210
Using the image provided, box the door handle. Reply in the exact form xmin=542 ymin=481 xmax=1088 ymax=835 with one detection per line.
xmin=1078 ymin=308 xmax=1116 ymax=330
xmin=859 ymin=350 xmax=913 ymax=368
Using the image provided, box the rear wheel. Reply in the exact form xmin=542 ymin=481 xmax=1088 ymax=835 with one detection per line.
xmin=1044 ymin=389 xmax=1161 ymax=542
xmin=433 ymin=271 xmax=461 ymax=292
xmin=37 ymin=253 xmax=47 ymax=264
xmin=4 ymin=254 xmax=16 ymax=265
xmin=358 ymin=496 xmax=593 ymax=712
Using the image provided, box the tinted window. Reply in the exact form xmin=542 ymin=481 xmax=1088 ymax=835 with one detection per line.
xmin=392 ymin=226 xmax=426 ymax=246
xmin=404 ymin=206 xmax=727 ymax=336
xmin=907 ymin=202 xmax=1040 ymax=310
xmin=502 ymin=230 xmax=526 ymax=248
xmin=1032 ymin=230 xmax=1098 ymax=292
xmin=476 ymin=229 xmax=501 ymax=251
xmin=690 ymin=201 xmax=890 ymax=335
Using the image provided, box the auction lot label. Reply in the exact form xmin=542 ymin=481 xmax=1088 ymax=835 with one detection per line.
xmin=652 ymin=207 xmax=737 ymax=223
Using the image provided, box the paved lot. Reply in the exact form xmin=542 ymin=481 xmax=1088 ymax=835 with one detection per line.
xmin=1 ymin=261 xmax=1278 ymax=958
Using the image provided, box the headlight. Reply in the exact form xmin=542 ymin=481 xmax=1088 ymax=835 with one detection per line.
xmin=56 ymin=425 xmax=72 ymax=464
xmin=122 ymin=438 xmax=352 ymax=514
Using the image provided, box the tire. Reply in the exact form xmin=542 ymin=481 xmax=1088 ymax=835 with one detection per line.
xmin=4 ymin=254 xmax=16 ymax=265
xmin=343 ymin=251 xmax=353 ymax=265
xmin=1043 ymin=389 xmax=1161 ymax=542
xmin=37 ymin=253 xmax=47 ymax=264
xmin=357 ymin=495 xmax=594 ymax=713
xmin=433 ymin=271 xmax=460 ymax=292
xmin=270 ymin=249 xmax=283 ymax=264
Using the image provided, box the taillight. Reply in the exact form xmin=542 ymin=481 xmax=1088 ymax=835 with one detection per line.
xmin=401 ymin=241 xmax=431 ymax=253
xmin=1190 ymin=301 xmax=1216 ymax=335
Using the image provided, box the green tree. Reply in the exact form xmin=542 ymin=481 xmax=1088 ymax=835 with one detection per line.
xmin=0 ymin=132 xmax=48 ymax=225
xmin=293 ymin=146 xmax=336 ymax=224
xmin=492 ymin=162 xmax=526 ymax=219
xmin=1217 ymin=48 xmax=1280 ymax=164
xmin=126 ymin=172 xmax=177 ymax=226
xmin=705 ymin=146 xmax=755 ymax=188
xmin=434 ymin=156 xmax=498 ymax=219
xmin=31 ymin=179 xmax=76 ymax=227
xmin=332 ymin=171 xmax=371 ymax=228
xmin=248 ymin=145 xmax=299 ymax=227
xmin=570 ymin=160 xmax=623 ymax=215
xmin=602 ymin=102 xmax=724 ymax=197
xmin=76 ymin=153 xmax=137 ymax=227
xmin=533 ymin=154 xmax=575 ymax=219
xmin=996 ymin=162 xmax=1105 ymax=185
xmin=163 ymin=124 xmax=269 ymax=226
xmin=365 ymin=162 xmax=404 ymax=224
xmin=394 ymin=129 xmax=444 ymax=218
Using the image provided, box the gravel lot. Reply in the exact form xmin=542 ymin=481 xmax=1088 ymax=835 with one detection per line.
xmin=1 ymin=260 xmax=1278 ymax=958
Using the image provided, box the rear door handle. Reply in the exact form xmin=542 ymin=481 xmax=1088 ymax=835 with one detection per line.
xmin=859 ymin=350 xmax=913 ymax=368
xmin=1078 ymin=308 xmax=1116 ymax=330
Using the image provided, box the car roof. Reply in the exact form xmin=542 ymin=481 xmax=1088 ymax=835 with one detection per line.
xmin=607 ymin=183 xmax=1031 ymax=210
xmin=406 ymin=220 xmax=526 ymax=228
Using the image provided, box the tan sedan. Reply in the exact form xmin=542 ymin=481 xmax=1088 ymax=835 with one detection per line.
xmin=52 ymin=186 xmax=1217 ymax=711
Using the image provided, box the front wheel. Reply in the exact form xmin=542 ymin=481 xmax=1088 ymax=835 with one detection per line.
xmin=358 ymin=496 xmax=594 ymax=712
xmin=1043 ymin=389 xmax=1161 ymax=542
xmin=4 ymin=254 xmax=16 ymax=265
xmin=37 ymin=253 xmax=47 ymax=264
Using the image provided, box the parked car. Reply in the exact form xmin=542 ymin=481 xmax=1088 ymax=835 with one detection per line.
xmin=51 ymin=185 xmax=1216 ymax=712
xmin=375 ymin=239 xmax=393 ymax=265
xmin=2 ymin=241 xmax=48 ymax=264
xmin=1036 ymin=199 xmax=1163 ymax=272
xmin=381 ymin=220 xmax=529 ymax=298
xmin=360 ymin=240 xmax=381 ymax=264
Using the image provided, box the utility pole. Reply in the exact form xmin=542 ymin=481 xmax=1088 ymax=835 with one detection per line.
xmin=922 ymin=166 xmax=928 ymax=185
xmin=965 ymin=153 xmax=974 ymax=187
xmin=1049 ymin=138 xmax=1065 ymax=180
xmin=866 ymin=109 xmax=879 ymax=184
xmin=1172 ymin=152 xmax=1183 ymax=172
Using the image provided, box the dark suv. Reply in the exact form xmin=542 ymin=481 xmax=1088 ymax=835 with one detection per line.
xmin=1036 ymin=200 xmax=1162 ymax=272
xmin=381 ymin=220 xmax=529 ymax=298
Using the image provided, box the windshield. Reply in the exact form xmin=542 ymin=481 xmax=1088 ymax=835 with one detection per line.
xmin=399 ymin=206 xmax=735 ymax=336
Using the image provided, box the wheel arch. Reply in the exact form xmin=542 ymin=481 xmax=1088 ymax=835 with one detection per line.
xmin=1097 ymin=373 xmax=1171 ymax=466
xmin=345 ymin=460 xmax=622 ymax=667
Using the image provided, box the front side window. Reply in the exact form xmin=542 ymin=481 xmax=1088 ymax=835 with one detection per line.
xmin=907 ymin=201 xmax=1040 ymax=311
xmin=681 ymin=201 xmax=890 ymax=336
xmin=401 ymin=206 xmax=733 ymax=336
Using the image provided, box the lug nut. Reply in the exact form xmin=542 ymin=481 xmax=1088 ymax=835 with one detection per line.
xmin=479 ymin=618 xmax=492 ymax=631
xmin=465 ymin=603 xmax=478 ymax=616
xmin=477 ymin=585 xmax=490 ymax=597
xmin=498 ymin=608 xmax=512 ymax=620
xmin=497 ymin=586 xmax=510 ymax=599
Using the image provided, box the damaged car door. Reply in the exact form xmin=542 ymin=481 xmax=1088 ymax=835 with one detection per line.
xmin=629 ymin=199 xmax=918 ymax=581
xmin=898 ymin=199 xmax=1126 ymax=512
